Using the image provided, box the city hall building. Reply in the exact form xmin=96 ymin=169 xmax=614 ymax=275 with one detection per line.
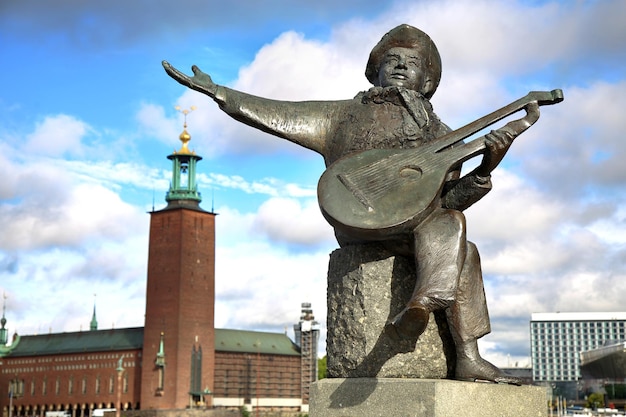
xmin=0 ymin=124 xmax=320 ymax=417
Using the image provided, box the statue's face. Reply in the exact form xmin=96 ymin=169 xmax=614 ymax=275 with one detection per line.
xmin=377 ymin=47 xmax=427 ymax=92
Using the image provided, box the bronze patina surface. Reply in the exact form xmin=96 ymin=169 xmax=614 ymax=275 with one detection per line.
xmin=163 ymin=24 xmax=563 ymax=384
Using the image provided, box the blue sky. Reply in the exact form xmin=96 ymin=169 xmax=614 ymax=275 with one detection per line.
xmin=1 ymin=0 xmax=626 ymax=367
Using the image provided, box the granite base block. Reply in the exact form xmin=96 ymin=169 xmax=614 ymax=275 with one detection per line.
xmin=326 ymin=244 xmax=455 ymax=378
xmin=309 ymin=378 xmax=547 ymax=417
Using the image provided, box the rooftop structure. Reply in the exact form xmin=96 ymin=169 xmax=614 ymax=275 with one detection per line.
xmin=580 ymin=341 xmax=626 ymax=380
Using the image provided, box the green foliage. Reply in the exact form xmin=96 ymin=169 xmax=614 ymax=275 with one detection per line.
xmin=586 ymin=392 xmax=605 ymax=409
xmin=318 ymin=355 xmax=327 ymax=380
xmin=239 ymin=406 xmax=251 ymax=417
xmin=604 ymin=383 xmax=626 ymax=399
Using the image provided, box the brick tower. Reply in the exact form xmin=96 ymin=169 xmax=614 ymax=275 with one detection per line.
xmin=141 ymin=112 xmax=216 ymax=410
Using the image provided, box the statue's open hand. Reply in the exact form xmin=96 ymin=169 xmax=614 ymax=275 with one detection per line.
xmin=477 ymin=129 xmax=515 ymax=176
xmin=162 ymin=61 xmax=218 ymax=97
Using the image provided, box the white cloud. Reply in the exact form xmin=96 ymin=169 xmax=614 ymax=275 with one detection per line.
xmin=251 ymin=197 xmax=335 ymax=246
xmin=136 ymin=103 xmax=180 ymax=146
xmin=24 ymin=114 xmax=90 ymax=157
xmin=0 ymin=144 xmax=149 ymax=251
xmin=235 ymin=31 xmax=369 ymax=100
xmin=466 ymin=170 xmax=566 ymax=244
xmin=3 ymin=0 xmax=626 ymax=367
xmin=511 ymin=81 xmax=626 ymax=196
xmin=215 ymin=241 xmax=329 ymax=335
xmin=0 ymin=181 xmax=143 ymax=250
xmin=62 ymin=159 xmax=166 ymax=197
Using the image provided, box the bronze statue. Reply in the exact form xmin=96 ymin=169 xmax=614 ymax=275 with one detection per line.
xmin=163 ymin=24 xmax=562 ymax=384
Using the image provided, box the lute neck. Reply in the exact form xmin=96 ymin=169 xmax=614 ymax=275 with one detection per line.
xmin=433 ymin=89 xmax=563 ymax=154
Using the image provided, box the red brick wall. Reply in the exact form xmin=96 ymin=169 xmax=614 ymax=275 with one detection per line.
xmin=141 ymin=208 xmax=216 ymax=410
xmin=0 ymin=349 xmax=142 ymax=416
xmin=213 ymin=352 xmax=301 ymax=401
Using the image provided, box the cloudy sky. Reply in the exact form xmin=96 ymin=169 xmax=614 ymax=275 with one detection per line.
xmin=1 ymin=0 xmax=625 ymax=368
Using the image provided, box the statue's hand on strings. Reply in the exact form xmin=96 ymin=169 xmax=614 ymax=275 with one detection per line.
xmin=162 ymin=61 xmax=218 ymax=98
xmin=476 ymin=129 xmax=515 ymax=177
xmin=475 ymin=100 xmax=541 ymax=177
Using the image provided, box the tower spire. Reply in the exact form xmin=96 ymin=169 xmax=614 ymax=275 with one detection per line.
xmin=0 ymin=293 xmax=8 ymax=345
xmin=90 ymin=294 xmax=98 ymax=331
xmin=165 ymin=106 xmax=203 ymax=208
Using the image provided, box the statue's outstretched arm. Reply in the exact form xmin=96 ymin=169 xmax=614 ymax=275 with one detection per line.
xmin=162 ymin=61 xmax=218 ymax=98
xmin=162 ymin=61 xmax=340 ymax=157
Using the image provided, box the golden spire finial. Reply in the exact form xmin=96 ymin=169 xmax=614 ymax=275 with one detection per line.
xmin=174 ymin=105 xmax=197 ymax=154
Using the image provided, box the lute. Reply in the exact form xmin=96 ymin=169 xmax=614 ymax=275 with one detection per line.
xmin=317 ymin=89 xmax=564 ymax=240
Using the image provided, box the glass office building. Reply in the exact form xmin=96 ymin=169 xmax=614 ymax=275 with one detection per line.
xmin=531 ymin=312 xmax=626 ymax=383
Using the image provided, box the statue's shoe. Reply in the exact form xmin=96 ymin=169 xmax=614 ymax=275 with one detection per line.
xmin=385 ymin=304 xmax=430 ymax=340
xmin=455 ymin=357 xmax=524 ymax=385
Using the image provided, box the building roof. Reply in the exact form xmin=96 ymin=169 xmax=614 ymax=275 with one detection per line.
xmin=214 ymin=328 xmax=300 ymax=356
xmin=3 ymin=327 xmax=144 ymax=357
xmin=1 ymin=327 xmax=299 ymax=358
xmin=581 ymin=342 xmax=626 ymax=366
xmin=580 ymin=342 xmax=626 ymax=379
xmin=531 ymin=312 xmax=626 ymax=322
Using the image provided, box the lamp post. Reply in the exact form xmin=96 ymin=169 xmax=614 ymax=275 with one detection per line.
xmin=116 ymin=356 xmax=124 ymax=417
xmin=255 ymin=341 xmax=260 ymax=417
xmin=8 ymin=385 xmax=13 ymax=417
xmin=549 ymin=383 xmax=555 ymax=417
xmin=8 ymin=375 xmax=20 ymax=417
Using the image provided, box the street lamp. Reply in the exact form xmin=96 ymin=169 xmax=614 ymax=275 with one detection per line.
xmin=8 ymin=384 xmax=13 ymax=417
xmin=254 ymin=341 xmax=261 ymax=417
xmin=116 ymin=356 xmax=125 ymax=417
xmin=8 ymin=375 xmax=20 ymax=417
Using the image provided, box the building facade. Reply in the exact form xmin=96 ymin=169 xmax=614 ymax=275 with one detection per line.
xmin=531 ymin=312 xmax=626 ymax=397
xmin=140 ymin=137 xmax=216 ymax=410
xmin=0 ymin=327 xmax=307 ymax=416
xmin=292 ymin=303 xmax=320 ymax=405
xmin=212 ymin=329 xmax=302 ymax=409
xmin=0 ymin=328 xmax=144 ymax=417
xmin=0 ymin=121 xmax=319 ymax=416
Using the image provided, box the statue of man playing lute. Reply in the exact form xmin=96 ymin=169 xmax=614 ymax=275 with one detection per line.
xmin=163 ymin=24 xmax=562 ymax=384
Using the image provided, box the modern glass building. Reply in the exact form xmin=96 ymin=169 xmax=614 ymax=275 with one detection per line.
xmin=531 ymin=312 xmax=626 ymax=386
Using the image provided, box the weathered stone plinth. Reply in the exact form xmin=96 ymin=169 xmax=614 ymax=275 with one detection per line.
xmin=310 ymin=378 xmax=547 ymax=417
xmin=326 ymin=243 xmax=455 ymax=378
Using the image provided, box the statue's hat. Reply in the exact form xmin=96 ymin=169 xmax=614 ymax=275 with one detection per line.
xmin=365 ymin=24 xmax=442 ymax=98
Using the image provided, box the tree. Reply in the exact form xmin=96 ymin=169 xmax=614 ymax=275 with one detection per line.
xmin=586 ymin=392 xmax=604 ymax=409
xmin=318 ymin=356 xmax=327 ymax=380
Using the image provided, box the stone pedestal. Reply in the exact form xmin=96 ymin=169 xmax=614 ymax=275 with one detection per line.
xmin=326 ymin=243 xmax=455 ymax=378
xmin=309 ymin=378 xmax=548 ymax=417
